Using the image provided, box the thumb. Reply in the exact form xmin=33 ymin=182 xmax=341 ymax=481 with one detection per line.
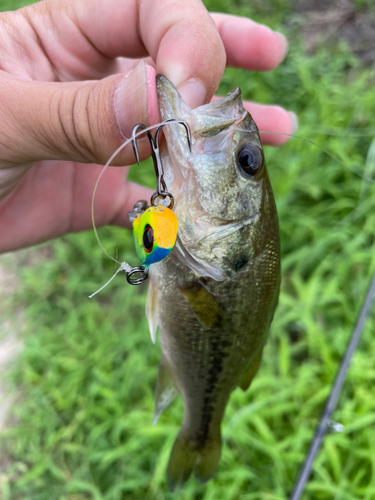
xmin=0 ymin=61 xmax=158 ymax=169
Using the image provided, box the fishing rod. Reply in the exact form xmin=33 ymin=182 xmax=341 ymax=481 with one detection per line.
xmin=289 ymin=271 xmax=375 ymax=500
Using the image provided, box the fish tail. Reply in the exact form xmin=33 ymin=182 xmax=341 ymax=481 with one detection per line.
xmin=167 ymin=430 xmax=222 ymax=491
xmin=193 ymin=431 xmax=222 ymax=484
xmin=167 ymin=433 xmax=198 ymax=491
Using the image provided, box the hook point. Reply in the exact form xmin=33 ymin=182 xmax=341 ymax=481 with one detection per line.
xmin=132 ymin=123 xmax=147 ymax=166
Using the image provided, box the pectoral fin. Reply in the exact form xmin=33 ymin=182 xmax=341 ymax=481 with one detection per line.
xmin=153 ymin=358 xmax=178 ymax=424
xmin=181 ymin=283 xmax=226 ymax=330
xmin=146 ymin=276 xmax=159 ymax=344
xmin=238 ymin=353 xmax=262 ymax=391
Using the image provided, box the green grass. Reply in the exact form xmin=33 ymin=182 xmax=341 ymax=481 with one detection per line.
xmin=1 ymin=1 xmax=375 ymax=499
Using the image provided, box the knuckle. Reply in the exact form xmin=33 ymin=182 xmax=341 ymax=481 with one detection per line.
xmin=52 ymin=81 xmax=116 ymax=164
xmin=60 ymin=84 xmax=97 ymax=163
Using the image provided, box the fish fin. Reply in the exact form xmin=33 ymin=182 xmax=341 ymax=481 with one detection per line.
xmin=181 ymin=284 xmax=226 ymax=330
xmin=238 ymin=353 xmax=262 ymax=391
xmin=167 ymin=434 xmax=198 ymax=492
xmin=153 ymin=359 xmax=178 ymax=425
xmin=167 ymin=431 xmax=222 ymax=490
xmin=193 ymin=432 xmax=222 ymax=484
xmin=145 ymin=275 xmax=159 ymax=344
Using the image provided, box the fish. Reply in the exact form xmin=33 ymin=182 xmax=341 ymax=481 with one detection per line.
xmin=147 ymin=75 xmax=280 ymax=491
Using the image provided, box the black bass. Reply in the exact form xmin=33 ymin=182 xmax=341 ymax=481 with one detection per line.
xmin=147 ymin=75 xmax=280 ymax=490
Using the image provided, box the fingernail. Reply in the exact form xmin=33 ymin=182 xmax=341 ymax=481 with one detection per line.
xmin=275 ymin=31 xmax=289 ymax=61
xmin=146 ymin=65 xmax=159 ymax=125
xmin=162 ymin=61 xmax=207 ymax=108
xmin=114 ymin=60 xmax=149 ymax=139
xmin=288 ymin=111 xmax=299 ymax=135
xmin=177 ymin=79 xmax=207 ymax=109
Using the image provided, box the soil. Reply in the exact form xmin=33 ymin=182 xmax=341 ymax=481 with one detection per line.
xmin=293 ymin=0 xmax=375 ymax=65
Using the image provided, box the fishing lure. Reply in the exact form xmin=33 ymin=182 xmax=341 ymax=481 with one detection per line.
xmin=127 ymin=119 xmax=191 ymax=280
xmin=89 ymin=118 xmax=191 ymax=296
xmin=132 ymin=204 xmax=178 ymax=267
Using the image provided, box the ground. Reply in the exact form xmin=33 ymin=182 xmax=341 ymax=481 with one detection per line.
xmin=293 ymin=0 xmax=375 ymax=65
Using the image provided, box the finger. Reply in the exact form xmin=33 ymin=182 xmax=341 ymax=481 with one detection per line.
xmin=139 ymin=1 xmax=226 ymax=108
xmin=75 ymin=0 xmax=226 ymax=107
xmin=20 ymin=0 xmax=225 ymax=108
xmin=0 ymin=62 xmax=160 ymax=181
xmin=14 ymin=3 xmax=285 ymax=83
xmin=211 ymin=14 xmax=288 ymax=71
xmin=115 ymin=57 xmax=156 ymax=76
xmin=0 ymin=159 xmax=152 ymax=253
xmin=211 ymin=96 xmax=298 ymax=146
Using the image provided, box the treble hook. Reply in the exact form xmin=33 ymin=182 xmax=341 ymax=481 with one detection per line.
xmin=131 ymin=119 xmax=192 ymax=209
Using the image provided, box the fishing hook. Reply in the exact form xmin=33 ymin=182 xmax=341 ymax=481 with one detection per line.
xmin=131 ymin=118 xmax=192 ymax=209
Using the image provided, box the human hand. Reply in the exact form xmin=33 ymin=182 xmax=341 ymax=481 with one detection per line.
xmin=0 ymin=0 xmax=297 ymax=253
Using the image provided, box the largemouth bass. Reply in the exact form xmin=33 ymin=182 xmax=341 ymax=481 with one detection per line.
xmin=147 ymin=75 xmax=280 ymax=490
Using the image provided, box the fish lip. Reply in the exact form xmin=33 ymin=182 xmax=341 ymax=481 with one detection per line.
xmin=156 ymin=74 xmax=247 ymax=132
xmin=156 ymin=74 xmax=190 ymax=122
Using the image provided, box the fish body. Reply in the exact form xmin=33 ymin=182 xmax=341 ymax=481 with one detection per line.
xmin=147 ymin=76 xmax=280 ymax=490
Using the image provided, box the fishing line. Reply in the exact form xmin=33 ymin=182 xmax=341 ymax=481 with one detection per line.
xmin=255 ymin=128 xmax=375 ymax=496
xmin=91 ymin=121 xmax=171 ymax=266
xmin=256 ymin=130 xmax=375 ymax=183
xmin=90 ymin=115 xmax=375 ymax=492
xmin=89 ymin=121 xmax=178 ymax=298
xmin=92 ymin=126 xmax=374 ymax=266
xmin=88 ymin=261 xmax=132 ymax=299
xmin=258 ymin=131 xmax=375 ymax=253
xmin=293 ymin=127 xmax=375 ymax=138
xmin=309 ymin=131 xmax=375 ymax=137
xmin=90 ymin=120 xmax=190 ymax=297
xmin=289 ymin=271 xmax=375 ymax=500
xmin=91 ymin=123 xmax=373 ymax=297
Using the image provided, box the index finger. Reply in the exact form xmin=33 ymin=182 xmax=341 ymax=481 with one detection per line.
xmin=22 ymin=0 xmax=224 ymax=108
xmin=23 ymin=1 xmax=286 ymax=108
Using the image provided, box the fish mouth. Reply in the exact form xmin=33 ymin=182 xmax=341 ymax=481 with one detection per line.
xmin=156 ymin=74 xmax=247 ymax=139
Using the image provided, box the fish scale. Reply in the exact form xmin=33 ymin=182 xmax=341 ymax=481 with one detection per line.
xmin=147 ymin=75 xmax=280 ymax=490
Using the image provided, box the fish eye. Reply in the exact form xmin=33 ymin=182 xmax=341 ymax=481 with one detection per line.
xmin=143 ymin=224 xmax=154 ymax=253
xmin=236 ymin=144 xmax=263 ymax=176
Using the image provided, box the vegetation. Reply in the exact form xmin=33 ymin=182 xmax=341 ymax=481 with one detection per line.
xmin=1 ymin=0 xmax=375 ymax=499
